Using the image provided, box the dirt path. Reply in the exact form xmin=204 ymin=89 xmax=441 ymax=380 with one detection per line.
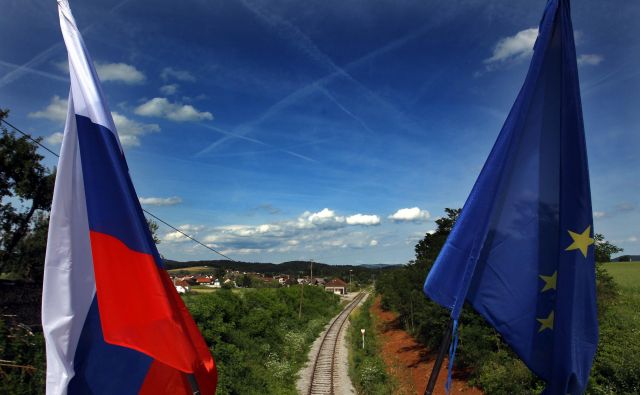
xmin=371 ymin=297 xmax=482 ymax=395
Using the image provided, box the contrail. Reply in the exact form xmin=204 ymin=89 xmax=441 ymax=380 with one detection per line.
xmin=196 ymin=2 xmax=433 ymax=157
xmin=0 ymin=60 xmax=69 ymax=84
xmin=0 ymin=44 xmax=65 ymax=89
xmin=200 ymin=123 xmax=317 ymax=163
xmin=316 ymin=86 xmax=376 ymax=136
xmin=237 ymin=0 xmax=412 ymax=121
xmin=0 ymin=0 xmax=133 ymax=89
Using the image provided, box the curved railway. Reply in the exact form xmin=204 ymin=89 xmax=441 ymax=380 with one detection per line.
xmin=307 ymin=292 xmax=367 ymax=395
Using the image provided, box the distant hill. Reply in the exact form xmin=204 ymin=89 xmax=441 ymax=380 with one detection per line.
xmin=611 ymin=255 xmax=640 ymax=262
xmin=163 ymin=259 xmax=399 ymax=279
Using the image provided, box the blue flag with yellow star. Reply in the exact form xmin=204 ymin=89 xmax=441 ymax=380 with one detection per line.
xmin=423 ymin=0 xmax=598 ymax=393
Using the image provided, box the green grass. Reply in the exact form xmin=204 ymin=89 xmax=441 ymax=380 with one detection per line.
xmin=189 ymin=285 xmax=220 ymax=293
xmin=167 ymin=266 xmax=216 ymax=274
xmin=588 ymin=262 xmax=640 ymax=394
xmin=604 ymin=262 xmax=640 ymax=289
xmin=348 ymin=297 xmax=397 ymax=395
xmin=189 ymin=286 xmax=249 ymax=294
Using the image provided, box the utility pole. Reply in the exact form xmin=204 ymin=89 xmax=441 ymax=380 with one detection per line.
xmin=298 ymin=278 xmax=304 ymax=319
xmin=300 ymin=259 xmax=314 ymax=319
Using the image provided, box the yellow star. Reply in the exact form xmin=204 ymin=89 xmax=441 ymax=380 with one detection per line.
xmin=537 ymin=311 xmax=554 ymax=333
xmin=539 ymin=271 xmax=557 ymax=292
xmin=565 ymin=225 xmax=594 ymax=258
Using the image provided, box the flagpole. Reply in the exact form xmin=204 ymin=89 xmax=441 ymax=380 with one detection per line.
xmin=423 ymin=320 xmax=453 ymax=395
xmin=187 ymin=374 xmax=201 ymax=395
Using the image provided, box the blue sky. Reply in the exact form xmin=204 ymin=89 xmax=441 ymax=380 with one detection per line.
xmin=1 ymin=0 xmax=638 ymax=264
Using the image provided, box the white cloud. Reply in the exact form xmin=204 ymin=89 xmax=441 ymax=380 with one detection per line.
xmin=484 ymin=28 xmax=538 ymax=68
xmin=186 ymin=208 xmax=385 ymax=255
xmin=56 ymin=61 xmax=145 ymax=84
xmin=300 ymin=208 xmax=345 ymax=229
xmin=307 ymin=208 xmax=340 ymax=223
xmin=95 ymin=62 xmax=145 ymax=84
xmin=164 ymin=231 xmax=187 ymax=242
xmin=577 ymin=54 xmax=603 ymax=66
xmin=616 ymin=202 xmax=636 ymax=212
xmin=179 ymin=224 xmax=204 ymax=233
xmin=346 ymin=214 xmax=381 ymax=226
xmin=134 ymin=97 xmax=213 ymax=122
xmin=160 ymin=84 xmax=179 ymax=95
xmin=161 ymin=67 xmax=196 ymax=82
xmin=162 ymin=224 xmax=204 ymax=243
xmin=111 ymin=112 xmax=160 ymax=147
xmin=30 ymin=97 xmax=159 ymax=147
xmin=139 ymin=196 xmax=182 ymax=206
xmin=45 ymin=132 xmax=64 ymax=145
xmin=29 ymin=95 xmax=67 ymax=122
xmin=389 ymin=207 xmax=431 ymax=223
xmin=296 ymin=209 xmax=379 ymax=229
xmin=593 ymin=211 xmax=607 ymax=219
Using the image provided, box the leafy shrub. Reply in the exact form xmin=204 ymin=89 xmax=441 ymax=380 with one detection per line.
xmin=375 ymin=208 xmax=628 ymax=394
xmin=0 ymin=317 xmax=45 ymax=395
xmin=475 ymin=350 xmax=543 ymax=395
xmin=348 ymin=297 xmax=396 ymax=394
xmin=184 ymin=285 xmax=340 ymax=395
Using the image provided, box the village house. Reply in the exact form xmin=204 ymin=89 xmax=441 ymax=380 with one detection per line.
xmin=174 ymin=279 xmax=191 ymax=294
xmin=324 ymin=278 xmax=348 ymax=295
xmin=196 ymin=276 xmax=213 ymax=285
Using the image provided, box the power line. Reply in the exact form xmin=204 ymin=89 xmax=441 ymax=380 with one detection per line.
xmin=142 ymin=210 xmax=234 ymax=261
xmin=0 ymin=117 xmax=235 ymax=262
xmin=1 ymin=118 xmax=60 ymax=157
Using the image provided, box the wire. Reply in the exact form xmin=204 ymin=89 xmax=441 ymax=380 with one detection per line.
xmin=1 ymin=118 xmax=60 ymax=157
xmin=142 ymin=210 xmax=235 ymax=261
xmin=0 ymin=117 xmax=235 ymax=262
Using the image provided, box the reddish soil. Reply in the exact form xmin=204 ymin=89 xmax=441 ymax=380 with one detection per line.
xmin=371 ymin=297 xmax=482 ymax=395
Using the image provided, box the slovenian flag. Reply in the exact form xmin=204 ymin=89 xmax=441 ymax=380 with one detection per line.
xmin=41 ymin=1 xmax=217 ymax=394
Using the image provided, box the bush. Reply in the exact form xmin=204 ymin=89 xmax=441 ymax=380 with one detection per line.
xmin=0 ymin=317 xmax=45 ymax=395
xmin=348 ymin=297 xmax=396 ymax=394
xmin=375 ymin=208 xmax=626 ymax=394
xmin=184 ymin=285 xmax=341 ymax=395
xmin=475 ymin=350 xmax=543 ymax=395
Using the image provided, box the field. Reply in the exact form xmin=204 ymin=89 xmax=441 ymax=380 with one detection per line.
xmin=591 ymin=262 xmax=640 ymax=393
xmin=167 ymin=265 xmax=215 ymax=274
xmin=604 ymin=261 xmax=640 ymax=288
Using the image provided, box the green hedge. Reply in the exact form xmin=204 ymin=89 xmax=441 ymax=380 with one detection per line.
xmin=376 ymin=260 xmax=637 ymax=394
xmin=348 ymin=296 xmax=396 ymax=394
xmin=184 ymin=285 xmax=340 ymax=394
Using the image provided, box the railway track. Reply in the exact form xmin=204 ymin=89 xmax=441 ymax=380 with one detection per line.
xmin=307 ymin=292 xmax=367 ymax=395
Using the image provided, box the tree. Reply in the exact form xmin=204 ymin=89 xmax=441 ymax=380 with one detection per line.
xmin=239 ymin=274 xmax=253 ymax=288
xmin=0 ymin=109 xmax=55 ymax=280
xmin=414 ymin=208 xmax=461 ymax=264
xmin=593 ymin=234 xmax=622 ymax=313
xmin=594 ymin=233 xmax=623 ymax=263
xmin=145 ymin=217 xmax=161 ymax=245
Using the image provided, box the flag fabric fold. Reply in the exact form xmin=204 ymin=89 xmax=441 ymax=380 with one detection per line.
xmin=422 ymin=0 xmax=598 ymax=393
xmin=42 ymin=1 xmax=217 ymax=394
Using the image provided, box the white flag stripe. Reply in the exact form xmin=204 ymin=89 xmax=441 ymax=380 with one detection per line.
xmin=42 ymin=1 xmax=123 ymax=393
xmin=57 ymin=0 xmax=121 ymax=150
xmin=42 ymin=95 xmax=96 ymax=395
